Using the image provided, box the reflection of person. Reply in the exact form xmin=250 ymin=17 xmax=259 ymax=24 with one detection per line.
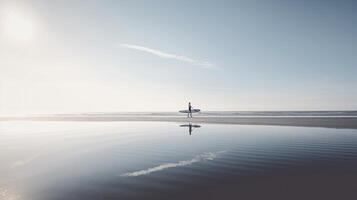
xmin=188 ymin=102 xmax=192 ymax=118
xmin=180 ymin=123 xmax=201 ymax=135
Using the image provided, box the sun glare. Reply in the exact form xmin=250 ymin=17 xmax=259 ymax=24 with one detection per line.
xmin=2 ymin=10 xmax=36 ymax=43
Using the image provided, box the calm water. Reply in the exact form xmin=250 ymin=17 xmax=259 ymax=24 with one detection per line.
xmin=1 ymin=121 xmax=357 ymax=200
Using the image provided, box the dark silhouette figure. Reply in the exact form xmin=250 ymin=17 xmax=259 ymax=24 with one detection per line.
xmin=188 ymin=102 xmax=192 ymax=118
xmin=180 ymin=123 xmax=201 ymax=135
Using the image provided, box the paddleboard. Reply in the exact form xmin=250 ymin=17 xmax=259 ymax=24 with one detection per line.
xmin=179 ymin=109 xmax=201 ymax=113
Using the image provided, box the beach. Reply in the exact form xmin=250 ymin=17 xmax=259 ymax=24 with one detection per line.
xmin=2 ymin=1 xmax=356 ymax=199
xmin=1 ymin=121 xmax=357 ymax=200
xmin=2 ymin=116 xmax=357 ymax=129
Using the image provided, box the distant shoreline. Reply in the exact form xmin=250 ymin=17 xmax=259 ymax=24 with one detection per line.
xmin=1 ymin=116 xmax=357 ymax=130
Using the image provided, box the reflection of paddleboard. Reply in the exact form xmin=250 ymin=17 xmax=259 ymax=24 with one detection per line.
xmin=179 ymin=109 xmax=201 ymax=113
xmin=180 ymin=124 xmax=201 ymax=128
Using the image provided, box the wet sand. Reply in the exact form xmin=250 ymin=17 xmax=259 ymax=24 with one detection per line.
xmin=1 ymin=116 xmax=357 ymax=129
xmin=2 ymin=121 xmax=357 ymax=200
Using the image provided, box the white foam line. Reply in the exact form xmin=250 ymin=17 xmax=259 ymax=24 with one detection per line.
xmin=122 ymin=151 xmax=226 ymax=177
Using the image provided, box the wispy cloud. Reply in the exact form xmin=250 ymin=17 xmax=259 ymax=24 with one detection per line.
xmin=10 ymin=154 xmax=40 ymax=168
xmin=122 ymin=151 xmax=226 ymax=177
xmin=0 ymin=187 xmax=21 ymax=200
xmin=121 ymin=44 xmax=216 ymax=69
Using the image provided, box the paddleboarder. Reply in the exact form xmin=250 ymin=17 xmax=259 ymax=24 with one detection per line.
xmin=188 ymin=102 xmax=192 ymax=118
xmin=178 ymin=103 xmax=200 ymax=117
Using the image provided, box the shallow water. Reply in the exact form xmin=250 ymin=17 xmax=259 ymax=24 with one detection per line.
xmin=1 ymin=121 xmax=357 ymax=200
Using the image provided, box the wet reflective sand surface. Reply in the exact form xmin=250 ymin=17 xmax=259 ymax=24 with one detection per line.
xmin=1 ymin=121 xmax=357 ymax=200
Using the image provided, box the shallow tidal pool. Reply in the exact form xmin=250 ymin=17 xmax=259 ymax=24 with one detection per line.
xmin=1 ymin=121 xmax=357 ymax=200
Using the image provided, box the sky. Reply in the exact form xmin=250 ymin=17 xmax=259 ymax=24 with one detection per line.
xmin=0 ymin=0 xmax=356 ymax=114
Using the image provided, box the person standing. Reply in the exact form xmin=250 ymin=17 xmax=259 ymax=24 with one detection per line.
xmin=188 ymin=102 xmax=192 ymax=118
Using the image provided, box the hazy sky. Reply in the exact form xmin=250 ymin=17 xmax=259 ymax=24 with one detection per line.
xmin=0 ymin=0 xmax=356 ymax=114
